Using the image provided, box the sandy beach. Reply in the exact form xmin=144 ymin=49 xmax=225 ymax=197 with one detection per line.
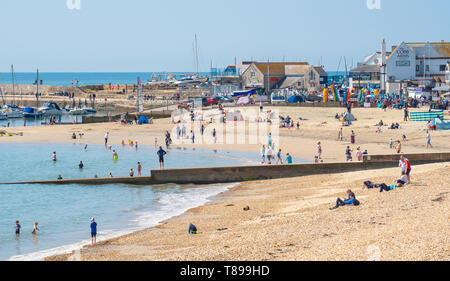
xmin=1 ymin=105 xmax=449 ymax=261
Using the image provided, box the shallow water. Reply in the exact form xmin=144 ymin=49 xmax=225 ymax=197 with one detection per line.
xmin=0 ymin=142 xmax=264 ymax=260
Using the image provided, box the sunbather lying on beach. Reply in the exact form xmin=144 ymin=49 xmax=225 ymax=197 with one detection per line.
xmin=330 ymin=190 xmax=359 ymax=210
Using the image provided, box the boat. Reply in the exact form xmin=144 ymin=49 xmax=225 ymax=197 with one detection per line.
xmin=0 ymin=104 xmax=24 ymax=118
xmin=23 ymin=107 xmax=42 ymax=118
xmin=37 ymin=102 xmax=63 ymax=116
xmin=172 ymin=74 xmax=208 ymax=86
xmin=82 ymin=107 xmax=96 ymax=115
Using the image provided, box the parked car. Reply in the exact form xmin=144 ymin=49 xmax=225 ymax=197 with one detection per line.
xmin=217 ymin=96 xmax=234 ymax=104
xmin=178 ymin=100 xmax=193 ymax=109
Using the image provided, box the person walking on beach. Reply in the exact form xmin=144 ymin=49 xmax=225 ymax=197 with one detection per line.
xmin=213 ymin=128 xmax=217 ymax=143
xmin=90 ymin=218 xmax=97 ymax=245
xmin=268 ymin=133 xmax=272 ymax=148
xmin=266 ymin=146 xmax=273 ymax=164
xmin=338 ymin=127 xmax=343 ymax=141
xmin=396 ymin=141 xmax=402 ymax=154
xmin=345 ymin=146 xmax=353 ymax=162
xmin=32 ymin=222 xmax=39 ymax=235
xmin=15 ymin=220 xmax=21 ymax=236
xmin=400 ymin=155 xmax=412 ymax=184
xmin=356 ymin=147 xmax=362 ymax=161
xmin=157 ymin=146 xmax=167 ymax=169
xmin=426 ymin=130 xmax=432 ymax=149
xmin=276 ymin=149 xmax=283 ymax=164
xmin=350 ymin=130 xmax=356 ymax=144
xmin=104 ymin=132 xmax=109 ymax=146
xmin=404 ymin=108 xmax=409 ymax=122
xmin=317 ymin=142 xmax=322 ymax=160
xmin=137 ymin=162 xmax=142 ymax=176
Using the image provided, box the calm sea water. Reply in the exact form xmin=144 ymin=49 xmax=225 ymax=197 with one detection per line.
xmin=0 ymin=142 xmax=262 ymax=261
xmin=0 ymin=72 xmax=210 ymax=87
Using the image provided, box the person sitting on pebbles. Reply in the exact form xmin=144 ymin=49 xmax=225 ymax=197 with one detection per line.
xmin=330 ymin=190 xmax=359 ymax=210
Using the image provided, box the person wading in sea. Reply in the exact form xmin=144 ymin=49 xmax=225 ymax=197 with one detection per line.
xmin=157 ymin=146 xmax=167 ymax=169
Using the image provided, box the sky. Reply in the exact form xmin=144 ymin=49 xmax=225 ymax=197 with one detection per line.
xmin=0 ymin=0 xmax=449 ymax=73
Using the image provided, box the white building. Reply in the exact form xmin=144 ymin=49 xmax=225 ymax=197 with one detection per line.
xmin=386 ymin=41 xmax=450 ymax=84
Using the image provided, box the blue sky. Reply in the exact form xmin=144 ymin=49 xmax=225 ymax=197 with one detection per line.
xmin=0 ymin=0 xmax=449 ymax=72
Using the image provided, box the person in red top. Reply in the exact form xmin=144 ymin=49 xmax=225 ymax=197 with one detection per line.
xmin=401 ymin=155 xmax=411 ymax=183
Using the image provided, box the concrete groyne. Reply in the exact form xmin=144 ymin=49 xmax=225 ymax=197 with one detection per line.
xmin=2 ymin=152 xmax=449 ymax=186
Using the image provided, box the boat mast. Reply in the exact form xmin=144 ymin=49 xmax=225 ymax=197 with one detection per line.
xmin=11 ymin=64 xmax=15 ymax=105
xmin=36 ymin=69 xmax=40 ymax=108
xmin=194 ymin=34 xmax=199 ymax=75
xmin=0 ymin=73 xmax=5 ymax=106
xmin=137 ymin=77 xmax=143 ymax=114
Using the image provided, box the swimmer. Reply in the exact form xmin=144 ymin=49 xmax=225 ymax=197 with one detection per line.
xmin=112 ymin=150 xmax=118 ymax=161
xmin=79 ymin=161 xmax=84 ymax=169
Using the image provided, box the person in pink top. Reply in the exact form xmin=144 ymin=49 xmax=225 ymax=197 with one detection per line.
xmin=356 ymin=147 xmax=362 ymax=161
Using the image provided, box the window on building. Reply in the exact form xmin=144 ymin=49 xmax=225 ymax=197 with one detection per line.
xmin=251 ymin=72 xmax=255 ymax=78
xmin=416 ymin=65 xmax=420 ymax=72
xmin=426 ymin=65 xmax=430 ymax=72
xmin=440 ymin=65 xmax=446 ymax=72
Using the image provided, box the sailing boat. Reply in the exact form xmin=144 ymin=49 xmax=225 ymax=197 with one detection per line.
xmin=24 ymin=69 xmax=43 ymax=118
xmin=173 ymin=34 xmax=208 ymax=86
xmin=0 ymin=65 xmax=24 ymax=118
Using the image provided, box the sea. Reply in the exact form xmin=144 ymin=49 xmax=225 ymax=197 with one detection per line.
xmin=0 ymin=72 xmax=211 ymax=87
xmin=0 ymin=142 xmax=266 ymax=261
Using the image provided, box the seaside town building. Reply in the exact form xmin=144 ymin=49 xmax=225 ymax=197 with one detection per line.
xmin=241 ymin=62 xmax=327 ymax=91
xmin=351 ymin=40 xmax=450 ymax=93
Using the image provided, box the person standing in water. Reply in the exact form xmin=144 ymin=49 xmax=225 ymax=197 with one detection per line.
xmin=90 ymin=218 xmax=97 ymax=245
xmin=157 ymin=146 xmax=167 ymax=169
xmin=79 ymin=161 xmax=84 ymax=169
xmin=15 ymin=220 xmax=21 ymax=236
xmin=104 ymin=132 xmax=109 ymax=146
xmin=52 ymin=152 xmax=57 ymax=162
xmin=32 ymin=222 xmax=39 ymax=235
xmin=112 ymin=150 xmax=118 ymax=161
xmin=137 ymin=162 xmax=142 ymax=176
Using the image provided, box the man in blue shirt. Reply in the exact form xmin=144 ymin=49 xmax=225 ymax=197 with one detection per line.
xmin=15 ymin=220 xmax=21 ymax=236
xmin=157 ymin=146 xmax=167 ymax=169
xmin=90 ymin=218 xmax=97 ymax=245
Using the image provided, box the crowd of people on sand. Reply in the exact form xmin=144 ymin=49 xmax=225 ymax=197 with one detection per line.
xmin=260 ymin=133 xmax=293 ymax=165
